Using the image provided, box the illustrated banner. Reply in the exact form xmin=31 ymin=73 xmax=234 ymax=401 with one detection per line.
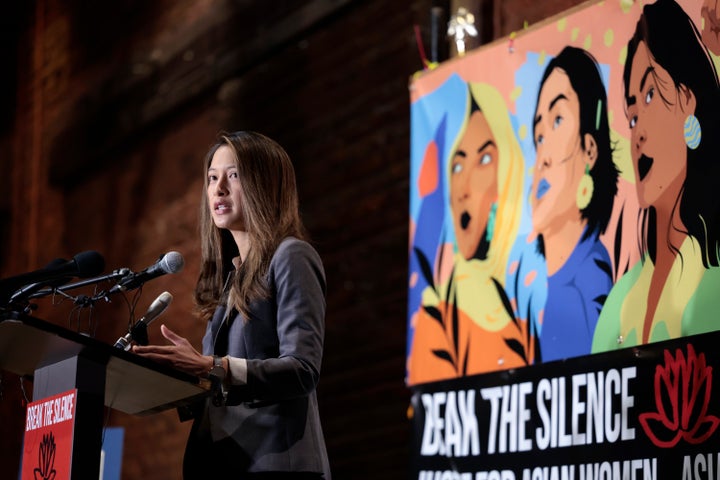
xmin=407 ymin=0 xmax=720 ymax=474
xmin=407 ymin=0 xmax=720 ymax=382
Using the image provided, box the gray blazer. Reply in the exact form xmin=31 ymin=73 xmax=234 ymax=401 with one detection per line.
xmin=200 ymin=237 xmax=330 ymax=477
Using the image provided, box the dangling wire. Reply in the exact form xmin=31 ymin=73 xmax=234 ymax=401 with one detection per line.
xmin=66 ymin=296 xmax=97 ymax=336
xmin=19 ymin=375 xmax=31 ymax=406
xmin=114 ymin=286 xmax=143 ymax=334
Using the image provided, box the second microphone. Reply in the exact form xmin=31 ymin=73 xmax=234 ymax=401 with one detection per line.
xmin=114 ymin=291 xmax=173 ymax=350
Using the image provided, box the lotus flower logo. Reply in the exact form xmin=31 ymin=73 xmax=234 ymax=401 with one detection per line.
xmin=34 ymin=431 xmax=57 ymax=480
xmin=639 ymin=344 xmax=720 ymax=447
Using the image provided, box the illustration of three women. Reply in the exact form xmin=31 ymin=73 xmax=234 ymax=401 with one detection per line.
xmin=408 ymin=0 xmax=720 ymax=385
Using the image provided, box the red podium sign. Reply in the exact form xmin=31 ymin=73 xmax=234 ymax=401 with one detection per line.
xmin=22 ymin=389 xmax=78 ymax=480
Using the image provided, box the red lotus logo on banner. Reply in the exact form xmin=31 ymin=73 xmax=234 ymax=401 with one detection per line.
xmin=34 ymin=432 xmax=57 ymax=480
xmin=639 ymin=344 xmax=720 ymax=447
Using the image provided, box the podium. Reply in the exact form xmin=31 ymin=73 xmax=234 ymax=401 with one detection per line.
xmin=0 ymin=312 xmax=209 ymax=479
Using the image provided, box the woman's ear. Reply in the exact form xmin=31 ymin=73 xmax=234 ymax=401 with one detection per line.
xmin=583 ymin=133 xmax=598 ymax=169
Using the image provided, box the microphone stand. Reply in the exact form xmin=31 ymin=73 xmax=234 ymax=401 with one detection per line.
xmin=26 ymin=269 xmax=132 ymax=300
xmin=1 ymin=269 xmax=134 ymax=317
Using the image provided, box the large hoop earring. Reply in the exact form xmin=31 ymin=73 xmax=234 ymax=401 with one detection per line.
xmin=576 ymin=164 xmax=594 ymax=210
xmin=684 ymin=114 xmax=701 ymax=150
xmin=486 ymin=202 xmax=498 ymax=243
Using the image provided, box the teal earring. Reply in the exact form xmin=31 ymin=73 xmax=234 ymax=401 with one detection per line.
xmin=684 ymin=114 xmax=701 ymax=150
xmin=486 ymin=202 xmax=498 ymax=243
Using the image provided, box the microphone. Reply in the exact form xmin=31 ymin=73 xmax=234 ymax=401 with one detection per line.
xmin=0 ymin=251 xmax=105 ymax=304
xmin=7 ymin=258 xmax=75 ymax=302
xmin=113 ymin=291 xmax=173 ymax=350
xmin=108 ymin=251 xmax=184 ymax=294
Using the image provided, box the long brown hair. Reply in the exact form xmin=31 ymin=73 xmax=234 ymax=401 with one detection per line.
xmin=195 ymin=131 xmax=308 ymax=321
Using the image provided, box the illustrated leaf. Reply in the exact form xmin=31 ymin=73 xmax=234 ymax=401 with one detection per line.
xmin=614 ymin=206 xmax=624 ymax=282
xmin=534 ymin=331 xmax=542 ymax=364
xmin=525 ymin=293 xmax=541 ymax=364
xmin=513 ymin=258 xmax=521 ymax=318
xmin=525 ymin=292 xmax=533 ymax=342
xmin=423 ymin=305 xmax=444 ymax=328
xmin=445 ymin=265 xmax=456 ymax=305
xmin=436 ymin=231 xmax=447 ymax=282
xmin=432 ymin=349 xmax=455 ymax=368
xmin=413 ymin=246 xmax=436 ymax=291
xmin=505 ymin=338 xmax=527 ymax=364
xmin=451 ymin=288 xmax=460 ymax=367
xmin=461 ymin=333 xmax=470 ymax=376
xmin=492 ymin=277 xmax=517 ymax=327
xmin=525 ymin=293 xmax=533 ymax=335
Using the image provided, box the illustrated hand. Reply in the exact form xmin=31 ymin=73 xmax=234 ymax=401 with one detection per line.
xmin=132 ymin=324 xmax=211 ymax=377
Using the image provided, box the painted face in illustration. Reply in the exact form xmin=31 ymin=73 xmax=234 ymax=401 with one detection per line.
xmin=207 ymin=145 xmax=246 ymax=232
xmin=625 ymin=41 xmax=694 ymax=210
xmin=531 ymin=67 xmax=594 ymax=235
xmin=450 ymin=109 xmax=500 ymax=260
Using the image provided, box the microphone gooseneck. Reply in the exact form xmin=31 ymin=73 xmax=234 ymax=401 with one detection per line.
xmin=114 ymin=291 xmax=174 ymax=350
